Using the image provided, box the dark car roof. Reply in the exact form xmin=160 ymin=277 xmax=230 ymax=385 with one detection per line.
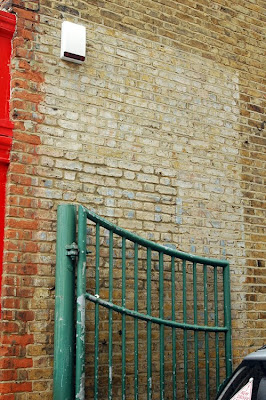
xmin=244 ymin=346 xmax=266 ymax=362
xmin=215 ymin=346 xmax=266 ymax=399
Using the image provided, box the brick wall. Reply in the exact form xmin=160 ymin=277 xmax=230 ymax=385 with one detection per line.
xmin=0 ymin=0 xmax=265 ymax=398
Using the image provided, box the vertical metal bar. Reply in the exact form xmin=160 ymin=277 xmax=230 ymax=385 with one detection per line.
xmin=203 ymin=265 xmax=209 ymax=400
xmin=159 ymin=252 xmax=164 ymax=400
xmin=171 ymin=257 xmax=177 ymax=400
xmin=134 ymin=243 xmax=139 ymax=400
xmin=94 ymin=223 xmax=100 ymax=400
xmin=53 ymin=204 xmax=76 ymax=400
xmin=183 ymin=260 xmax=188 ymax=400
xmin=76 ymin=205 xmax=87 ymax=400
xmin=193 ymin=262 xmax=199 ymax=400
xmin=122 ymin=237 xmax=126 ymax=400
xmin=108 ymin=230 xmax=114 ymax=400
xmin=147 ymin=247 xmax=152 ymax=400
xmin=214 ymin=267 xmax=220 ymax=392
xmin=223 ymin=263 xmax=232 ymax=378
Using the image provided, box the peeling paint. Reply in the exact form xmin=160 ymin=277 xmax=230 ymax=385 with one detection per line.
xmin=82 ymin=261 xmax=86 ymax=277
xmin=148 ymin=377 xmax=152 ymax=399
xmin=77 ymin=294 xmax=85 ymax=342
xmin=76 ymin=372 xmax=85 ymax=400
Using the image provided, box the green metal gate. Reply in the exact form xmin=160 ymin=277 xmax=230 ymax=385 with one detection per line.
xmin=53 ymin=204 xmax=232 ymax=400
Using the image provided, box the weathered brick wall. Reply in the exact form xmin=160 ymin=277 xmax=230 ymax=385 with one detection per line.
xmin=0 ymin=0 xmax=265 ymax=398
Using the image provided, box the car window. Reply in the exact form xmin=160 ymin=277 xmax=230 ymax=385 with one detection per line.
xmin=217 ymin=362 xmax=266 ymax=400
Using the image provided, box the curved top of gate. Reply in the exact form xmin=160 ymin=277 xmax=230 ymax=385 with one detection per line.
xmin=83 ymin=206 xmax=228 ymax=268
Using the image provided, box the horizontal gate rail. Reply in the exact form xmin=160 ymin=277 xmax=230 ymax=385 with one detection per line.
xmin=70 ymin=205 xmax=232 ymax=400
xmin=85 ymin=293 xmax=228 ymax=332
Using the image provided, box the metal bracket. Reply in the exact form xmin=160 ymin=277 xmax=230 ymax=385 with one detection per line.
xmin=66 ymin=242 xmax=79 ymax=261
xmin=66 ymin=243 xmax=91 ymax=261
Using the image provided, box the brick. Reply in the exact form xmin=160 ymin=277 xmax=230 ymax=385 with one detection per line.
xmin=0 ymin=394 xmax=15 ymax=400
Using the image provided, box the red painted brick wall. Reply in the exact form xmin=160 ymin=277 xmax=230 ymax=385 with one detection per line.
xmin=0 ymin=2 xmax=44 ymax=398
xmin=0 ymin=9 xmax=16 ymax=305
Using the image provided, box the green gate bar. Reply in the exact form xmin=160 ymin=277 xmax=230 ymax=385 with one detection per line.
xmin=203 ymin=264 xmax=210 ymax=400
xmin=108 ymin=230 xmax=114 ymax=400
xmin=193 ymin=262 xmax=199 ymax=400
xmin=147 ymin=247 xmax=152 ymax=400
xmin=53 ymin=204 xmax=76 ymax=400
xmin=214 ymin=267 xmax=220 ymax=392
xmin=183 ymin=260 xmax=188 ymax=400
xmin=75 ymin=205 xmax=87 ymax=400
xmin=223 ymin=263 xmax=232 ymax=378
xmin=122 ymin=237 xmax=126 ymax=400
xmin=134 ymin=243 xmax=139 ymax=400
xmin=54 ymin=205 xmax=232 ymax=400
xmin=159 ymin=252 xmax=164 ymax=400
xmin=85 ymin=296 xmax=230 ymax=332
xmin=171 ymin=257 xmax=177 ymax=400
xmin=94 ymin=223 xmax=100 ymax=400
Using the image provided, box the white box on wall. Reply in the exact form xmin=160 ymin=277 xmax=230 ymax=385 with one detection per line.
xmin=60 ymin=21 xmax=86 ymax=64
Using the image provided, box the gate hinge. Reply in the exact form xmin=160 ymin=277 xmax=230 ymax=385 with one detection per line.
xmin=66 ymin=243 xmax=91 ymax=261
xmin=66 ymin=242 xmax=79 ymax=261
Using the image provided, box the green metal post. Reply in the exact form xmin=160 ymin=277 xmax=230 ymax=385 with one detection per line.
xmin=53 ymin=204 xmax=76 ymax=400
